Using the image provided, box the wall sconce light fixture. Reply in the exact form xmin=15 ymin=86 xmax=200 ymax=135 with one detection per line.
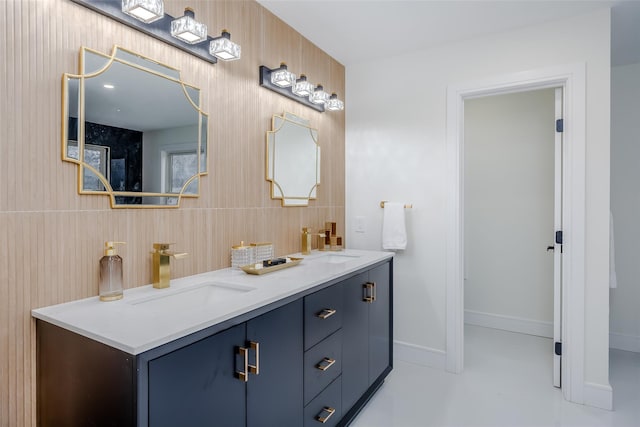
xmin=72 ymin=0 xmax=240 ymax=65
xmin=209 ymin=30 xmax=241 ymax=61
xmin=122 ymin=0 xmax=164 ymax=23
xmin=259 ymin=65 xmax=344 ymax=113
xmin=309 ymin=84 xmax=330 ymax=105
xmin=270 ymin=63 xmax=296 ymax=88
xmin=326 ymin=93 xmax=345 ymax=111
xmin=170 ymin=7 xmax=207 ymax=44
xmin=292 ymin=74 xmax=314 ymax=97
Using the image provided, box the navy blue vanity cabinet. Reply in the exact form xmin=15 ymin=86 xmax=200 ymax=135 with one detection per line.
xmin=36 ymin=320 xmax=137 ymax=427
xmin=148 ymin=323 xmax=246 ymax=427
xmin=304 ymin=283 xmax=343 ymax=351
xmin=36 ymin=257 xmax=392 ymax=427
xmin=147 ymin=299 xmax=303 ymax=427
xmin=246 ymin=299 xmax=303 ymax=427
xmin=303 ymin=283 xmax=344 ymax=425
xmin=304 ymin=376 xmax=342 ymax=427
xmin=340 ymin=262 xmax=392 ymax=423
xmin=368 ymin=263 xmax=391 ymax=383
xmin=340 ymin=271 xmax=370 ymax=412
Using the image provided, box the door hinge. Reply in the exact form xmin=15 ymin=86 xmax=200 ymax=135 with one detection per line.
xmin=555 ymin=231 xmax=563 ymax=245
xmin=555 ymin=342 xmax=562 ymax=356
xmin=556 ymin=119 xmax=564 ymax=132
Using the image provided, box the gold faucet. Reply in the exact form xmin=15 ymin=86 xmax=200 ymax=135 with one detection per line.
xmin=152 ymin=243 xmax=188 ymax=289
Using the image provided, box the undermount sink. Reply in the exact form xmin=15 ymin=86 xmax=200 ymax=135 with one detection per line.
xmin=314 ymin=253 xmax=361 ymax=264
xmin=130 ymin=282 xmax=255 ymax=311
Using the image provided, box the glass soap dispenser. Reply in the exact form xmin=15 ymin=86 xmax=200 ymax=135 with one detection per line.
xmin=99 ymin=241 xmax=125 ymax=302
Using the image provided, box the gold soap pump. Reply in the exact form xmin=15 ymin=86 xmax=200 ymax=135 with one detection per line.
xmin=99 ymin=241 xmax=125 ymax=302
xmin=301 ymin=227 xmax=312 ymax=255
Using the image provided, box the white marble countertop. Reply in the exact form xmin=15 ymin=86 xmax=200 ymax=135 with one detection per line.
xmin=32 ymin=249 xmax=393 ymax=355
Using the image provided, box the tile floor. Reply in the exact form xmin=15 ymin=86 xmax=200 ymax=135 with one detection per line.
xmin=350 ymin=325 xmax=640 ymax=427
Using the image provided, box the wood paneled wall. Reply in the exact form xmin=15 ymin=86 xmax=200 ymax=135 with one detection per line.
xmin=0 ymin=1 xmax=345 ymax=425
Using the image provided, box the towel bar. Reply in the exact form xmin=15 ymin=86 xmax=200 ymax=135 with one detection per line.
xmin=380 ymin=201 xmax=413 ymax=209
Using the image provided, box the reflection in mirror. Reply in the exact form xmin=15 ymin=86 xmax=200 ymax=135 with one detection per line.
xmin=65 ymin=78 xmax=80 ymax=159
xmin=62 ymin=45 xmax=208 ymax=208
xmin=266 ymin=113 xmax=320 ymax=206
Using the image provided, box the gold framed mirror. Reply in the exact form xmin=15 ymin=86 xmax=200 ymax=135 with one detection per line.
xmin=62 ymin=45 xmax=208 ymax=208
xmin=266 ymin=113 xmax=320 ymax=206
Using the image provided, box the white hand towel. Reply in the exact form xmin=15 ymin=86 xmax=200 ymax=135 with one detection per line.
xmin=382 ymin=202 xmax=407 ymax=250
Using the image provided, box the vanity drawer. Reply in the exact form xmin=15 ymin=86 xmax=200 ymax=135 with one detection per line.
xmin=304 ymin=283 xmax=343 ymax=350
xmin=304 ymin=329 xmax=342 ymax=405
xmin=304 ymin=376 xmax=342 ymax=427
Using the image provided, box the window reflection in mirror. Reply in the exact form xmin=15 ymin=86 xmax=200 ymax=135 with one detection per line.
xmin=61 ymin=46 xmax=208 ymax=208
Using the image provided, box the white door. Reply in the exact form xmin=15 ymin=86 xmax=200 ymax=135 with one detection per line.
xmin=552 ymin=87 xmax=563 ymax=388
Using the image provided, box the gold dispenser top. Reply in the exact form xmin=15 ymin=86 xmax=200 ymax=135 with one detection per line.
xmin=104 ymin=241 xmax=125 ymax=256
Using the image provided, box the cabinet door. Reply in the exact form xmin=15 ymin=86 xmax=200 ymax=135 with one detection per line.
xmin=148 ymin=324 xmax=246 ymax=427
xmin=368 ymin=262 xmax=391 ymax=384
xmin=247 ymin=300 xmax=303 ymax=427
xmin=341 ymin=272 xmax=370 ymax=412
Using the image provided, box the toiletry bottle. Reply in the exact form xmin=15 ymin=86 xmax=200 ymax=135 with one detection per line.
xmin=301 ymin=227 xmax=312 ymax=255
xmin=99 ymin=241 xmax=125 ymax=302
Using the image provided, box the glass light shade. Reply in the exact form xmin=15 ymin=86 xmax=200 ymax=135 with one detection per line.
xmin=292 ymin=75 xmax=314 ymax=97
xmin=121 ymin=0 xmax=164 ymax=23
xmin=326 ymin=94 xmax=345 ymax=111
xmin=171 ymin=8 xmax=207 ymax=44
xmin=309 ymin=84 xmax=330 ymax=105
xmin=270 ymin=64 xmax=296 ymax=88
xmin=209 ymin=30 xmax=241 ymax=61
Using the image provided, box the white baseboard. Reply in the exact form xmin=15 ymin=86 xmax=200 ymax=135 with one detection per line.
xmin=584 ymin=382 xmax=613 ymax=410
xmin=464 ymin=309 xmax=553 ymax=338
xmin=394 ymin=340 xmax=446 ymax=370
xmin=609 ymin=331 xmax=640 ymax=353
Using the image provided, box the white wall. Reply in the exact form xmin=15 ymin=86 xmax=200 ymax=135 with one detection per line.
xmin=610 ymin=62 xmax=640 ymax=353
xmin=346 ymin=9 xmax=610 ymax=392
xmin=464 ymin=90 xmax=555 ymax=334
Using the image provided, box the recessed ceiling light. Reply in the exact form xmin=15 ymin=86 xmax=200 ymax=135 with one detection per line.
xmin=103 ymin=84 xmax=115 ymax=89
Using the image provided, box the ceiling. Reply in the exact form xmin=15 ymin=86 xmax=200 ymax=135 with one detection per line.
xmin=257 ymin=0 xmax=640 ymax=67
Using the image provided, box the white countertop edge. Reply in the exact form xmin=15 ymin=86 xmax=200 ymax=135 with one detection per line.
xmin=32 ymin=249 xmax=394 ymax=355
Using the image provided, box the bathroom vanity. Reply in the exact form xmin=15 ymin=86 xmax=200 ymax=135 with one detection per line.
xmin=33 ymin=250 xmax=393 ymax=427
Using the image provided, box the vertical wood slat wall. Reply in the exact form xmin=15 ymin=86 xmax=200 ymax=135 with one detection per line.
xmin=0 ymin=1 xmax=345 ymax=426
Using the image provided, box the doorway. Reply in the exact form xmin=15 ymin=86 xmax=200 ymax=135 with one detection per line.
xmin=463 ymin=88 xmax=559 ymax=386
xmin=444 ymin=64 xmax=587 ymax=404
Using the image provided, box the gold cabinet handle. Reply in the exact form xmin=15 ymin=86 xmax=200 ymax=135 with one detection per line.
xmin=316 ymin=406 xmax=336 ymax=423
xmin=363 ymin=282 xmax=374 ymax=303
xmin=236 ymin=346 xmax=249 ymax=382
xmin=372 ymin=281 xmax=377 ymax=302
xmin=316 ymin=357 xmax=336 ymax=371
xmin=317 ymin=308 xmax=337 ymax=319
xmin=248 ymin=341 xmax=260 ymax=375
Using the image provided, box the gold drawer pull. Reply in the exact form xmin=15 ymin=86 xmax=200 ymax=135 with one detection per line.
xmin=248 ymin=341 xmax=260 ymax=375
xmin=236 ymin=346 xmax=249 ymax=382
xmin=317 ymin=308 xmax=337 ymax=319
xmin=316 ymin=357 xmax=336 ymax=371
xmin=316 ymin=406 xmax=336 ymax=423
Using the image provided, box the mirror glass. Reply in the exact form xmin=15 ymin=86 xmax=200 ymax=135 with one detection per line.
xmin=266 ymin=113 xmax=320 ymax=206
xmin=62 ymin=46 xmax=208 ymax=207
